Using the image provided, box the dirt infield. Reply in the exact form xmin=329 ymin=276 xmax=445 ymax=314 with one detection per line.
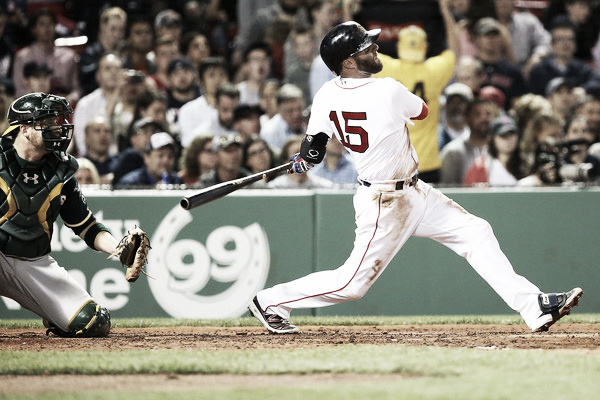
xmin=2 ymin=323 xmax=599 ymax=351
xmin=2 ymin=324 xmax=599 ymax=394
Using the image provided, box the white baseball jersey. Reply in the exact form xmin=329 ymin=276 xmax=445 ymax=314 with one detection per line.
xmin=307 ymin=76 xmax=423 ymax=182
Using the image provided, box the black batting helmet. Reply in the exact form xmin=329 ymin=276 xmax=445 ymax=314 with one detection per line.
xmin=320 ymin=21 xmax=381 ymax=75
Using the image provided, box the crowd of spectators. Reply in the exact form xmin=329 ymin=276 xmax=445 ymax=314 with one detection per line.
xmin=1 ymin=0 xmax=600 ymax=189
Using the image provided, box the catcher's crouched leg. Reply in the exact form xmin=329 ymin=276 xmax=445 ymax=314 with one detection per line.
xmin=46 ymin=301 xmax=111 ymax=337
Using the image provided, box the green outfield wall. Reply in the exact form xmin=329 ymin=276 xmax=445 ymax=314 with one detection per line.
xmin=1 ymin=187 xmax=598 ymax=319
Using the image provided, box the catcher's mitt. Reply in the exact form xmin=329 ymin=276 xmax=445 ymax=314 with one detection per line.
xmin=109 ymin=227 xmax=151 ymax=282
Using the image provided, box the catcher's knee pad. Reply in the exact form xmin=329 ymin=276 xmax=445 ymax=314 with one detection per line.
xmin=68 ymin=301 xmax=111 ymax=337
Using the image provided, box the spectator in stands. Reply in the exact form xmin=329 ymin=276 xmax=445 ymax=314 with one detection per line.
xmin=12 ymin=8 xmax=81 ymax=103
xmin=479 ymin=85 xmax=507 ymax=111
xmin=309 ymin=135 xmax=358 ymax=187
xmin=22 ymin=61 xmax=51 ymax=94
xmin=112 ymin=69 xmax=148 ymax=152
xmin=75 ymin=158 xmax=101 ymax=185
xmin=259 ymin=79 xmax=280 ymax=127
xmin=82 ymin=116 xmax=116 ymax=184
xmin=309 ymin=0 xmax=339 ymax=45
xmin=439 ymin=82 xmax=473 ymax=150
xmin=180 ymin=83 xmax=240 ymax=147
xmin=455 ymin=55 xmax=486 ymax=95
xmin=267 ymin=135 xmax=333 ymax=188
xmin=448 ymin=0 xmax=470 ymax=21
xmin=154 ymin=9 xmax=183 ymax=44
xmin=118 ymin=132 xmax=183 ymax=187
xmin=0 ymin=77 xmax=14 ymax=134
xmin=471 ymin=17 xmax=526 ymax=110
xmin=260 ymin=83 xmax=306 ymax=154
xmin=518 ymin=112 xmax=563 ymax=181
xmin=510 ymin=93 xmax=553 ymax=136
xmin=178 ymin=134 xmax=216 ymax=186
xmin=492 ymin=0 xmax=551 ymax=78
xmin=545 ymin=77 xmax=577 ymax=125
xmin=130 ymin=89 xmax=169 ymax=136
xmin=463 ymin=114 xmax=521 ymax=186
xmin=112 ymin=117 xmax=165 ymax=185
xmin=148 ymin=35 xmax=180 ymax=93
xmin=284 ymin=27 xmax=317 ymax=105
xmin=196 ymin=133 xmax=251 ymax=188
xmin=236 ymin=0 xmax=278 ymax=61
xmin=233 ymin=0 xmax=309 ymax=71
xmin=562 ymin=114 xmax=600 ymax=179
xmin=72 ymin=53 xmax=124 ymax=157
xmin=198 ymin=56 xmax=229 ymax=107
xmin=243 ymin=135 xmax=276 ymax=176
xmin=0 ymin=7 xmax=16 ymax=80
xmin=237 ymin=42 xmax=272 ymax=105
xmin=233 ymin=104 xmax=263 ymax=143
xmin=546 ymin=0 xmax=598 ymax=64
xmin=528 ymin=19 xmax=600 ymax=96
xmin=78 ymin=7 xmax=127 ymax=96
xmin=178 ymin=57 xmax=230 ymax=147
xmin=575 ymin=94 xmax=600 ymax=142
xmin=121 ymin=15 xmax=155 ymax=76
xmin=181 ymin=31 xmax=211 ymax=71
xmin=441 ymin=97 xmax=498 ymax=185
xmin=165 ymin=56 xmax=201 ymax=136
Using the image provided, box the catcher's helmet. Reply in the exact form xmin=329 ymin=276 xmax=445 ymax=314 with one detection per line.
xmin=3 ymin=92 xmax=74 ymax=161
xmin=320 ymin=21 xmax=381 ymax=75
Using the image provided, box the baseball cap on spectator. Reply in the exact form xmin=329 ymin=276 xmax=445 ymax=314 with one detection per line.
xmin=490 ymin=115 xmax=519 ymax=137
xmin=125 ymin=69 xmax=146 ymax=84
xmin=133 ymin=117 xmax=164 ymax=133
xmin=397 ymin=25 xmax=427 ymax=63
xmin=213 ymin=133 xmax=243 ymax=151
xmin=154 ymin=9 xmax=182 ymax=30
xmin=146 ymin=132 xmax=176 ymax=153
xmin=167 ymin=56 xmax=196 ymax=75
xmin=444 ymin=82 xmax=473 ymax=102
xmin=545 ymin=77 xmax=573 ymax=97
xmin=23 ymin=61 xmax=52 ymax=78
xmin=233 ymin=104 xmax=263 ymax=122
xmin=473 ymin=18 xmax=501 ymax=36
xmin=479 ymin=85 xmax=506 ymax=109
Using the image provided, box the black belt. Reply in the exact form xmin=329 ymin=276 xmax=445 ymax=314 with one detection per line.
xmin=359 ymin=174 xmax=418 ymax=190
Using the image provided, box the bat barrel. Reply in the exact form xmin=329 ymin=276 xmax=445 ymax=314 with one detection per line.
xmin=180 ymin=161 xmax=293 ymax=210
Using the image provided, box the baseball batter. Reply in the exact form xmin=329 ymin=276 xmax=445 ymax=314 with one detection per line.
xmin=0 ymin=92 xmax=144 ymax=337
xmin=249 ymin=22 xmax=583 ymax=334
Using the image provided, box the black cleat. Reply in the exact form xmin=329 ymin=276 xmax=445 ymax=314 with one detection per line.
xmin=531 ymin=287 xmax=583 ymax=332
xmin=248 ymin=296 xmax=299 ymax=334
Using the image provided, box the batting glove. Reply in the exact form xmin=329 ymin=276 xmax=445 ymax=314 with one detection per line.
xmin=288 ymin=153 xmax=314 ymax=174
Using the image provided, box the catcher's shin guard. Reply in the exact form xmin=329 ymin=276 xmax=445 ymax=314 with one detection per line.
xmin=47 ymin=301 xmax=111 ymax=337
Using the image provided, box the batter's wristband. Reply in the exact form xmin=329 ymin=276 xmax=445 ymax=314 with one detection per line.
xmin=84 ymin=222 xmax=110 ymax=251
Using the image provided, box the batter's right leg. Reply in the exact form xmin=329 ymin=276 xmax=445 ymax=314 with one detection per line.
xmin=412 ymin=182 xmax=582 ymax=331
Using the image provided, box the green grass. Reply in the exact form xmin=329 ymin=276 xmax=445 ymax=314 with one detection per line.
xmin=1 ymin=315 xmax=599 ymax=400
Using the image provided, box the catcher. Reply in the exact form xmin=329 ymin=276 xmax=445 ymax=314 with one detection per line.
xmin=0 ymin=92 xmax=150 ymax=337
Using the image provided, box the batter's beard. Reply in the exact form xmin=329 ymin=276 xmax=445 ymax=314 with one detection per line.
xmin=355 ymin=56 xmax=383 ymax=74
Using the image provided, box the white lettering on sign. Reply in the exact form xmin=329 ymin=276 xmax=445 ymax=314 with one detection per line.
xmin=147 ymin=206 xmax=270 ymax=318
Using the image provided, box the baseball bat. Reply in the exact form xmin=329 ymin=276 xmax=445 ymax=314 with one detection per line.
xmin=180 ymin=161 xmax=294 ymax=210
